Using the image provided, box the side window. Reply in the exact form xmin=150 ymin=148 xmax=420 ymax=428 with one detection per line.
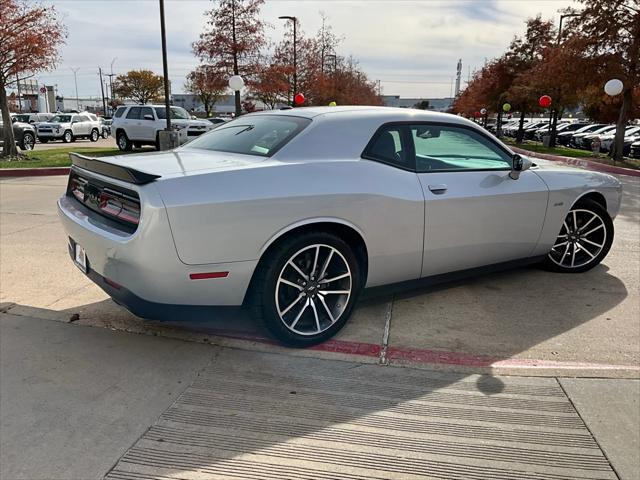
xmin=140 ymin=107 xmax=154 ymax=120
xmin=126 ymin=107 xmax=141 ymax=120
xmin=411 ymin=124 xmax=512 ymax=172
xmin=72 ymin=115 xmax=82 ymax=123
xmin=114 ymin=107 xmax=125 ymax=118
xmin=80 ymin=115 xmax=91 ymax=122
xmin=364 ymin=125 xmax=412 ymax=170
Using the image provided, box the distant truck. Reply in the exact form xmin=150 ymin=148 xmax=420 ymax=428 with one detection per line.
xmin=36 ymin=113 xmax=101 ymax=143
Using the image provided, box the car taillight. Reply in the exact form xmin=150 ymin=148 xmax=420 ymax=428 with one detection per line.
xmin=70 ymin=176 xmax=87 ymax=202
xmin=99 ymin=189 xmax=140 ymax=225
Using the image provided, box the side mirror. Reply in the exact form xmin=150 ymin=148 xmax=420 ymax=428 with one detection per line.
xmin=510 ymin=154 xmax=532 ymax=180
xmin=143 ymin=114 xmax=154 ymax=121
xmin=11 ymin=117 xmax=17 ymax=123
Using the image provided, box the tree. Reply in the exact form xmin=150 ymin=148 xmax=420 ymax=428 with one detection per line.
xmin=112 ymin=70 xmax=164 ymax=104
xmin=185 ymin=65 xmax=227 ymax=116
xmin=249 ymin=63 xmax=292 ymax=109
xmin=193 ymin=0 xmax=267 ymax=116
xmin=0 ymin=0 xmax=66 ymax=158
xmin=413 ymin=100 xmax=430 ymax=110
xmin=568 ymin=0 xmax=640 ymax=161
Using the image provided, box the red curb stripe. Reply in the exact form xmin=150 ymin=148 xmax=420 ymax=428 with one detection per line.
xmin=0 ymin=167 xmax=70 ymax=177
xmin=512 ymin=146 xmax=640 ymax=177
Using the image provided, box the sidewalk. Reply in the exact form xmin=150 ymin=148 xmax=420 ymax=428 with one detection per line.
xmin=1 ymin=313 xmax=638 ymax=480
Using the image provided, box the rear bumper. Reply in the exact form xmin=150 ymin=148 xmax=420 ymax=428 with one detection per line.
xmin=57 ymin=192 xmax=257 ymax=308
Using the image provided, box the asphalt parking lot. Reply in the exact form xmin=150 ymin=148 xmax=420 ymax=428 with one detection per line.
xmin=0 ymin=172 xmax=638 ymax=376
xmin=1 ymin=170 xmax=639 ymax=479
xmin=34 ymin=136 xmax=116 ymax=150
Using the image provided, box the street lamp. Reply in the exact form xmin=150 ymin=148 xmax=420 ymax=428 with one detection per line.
xmin=558 ymin=13 xmax=580 ymax=44
xmin=278 ymin=15 xmax=297 ymax=106
xmin=70 ymin=67 xmax=80 ymax=111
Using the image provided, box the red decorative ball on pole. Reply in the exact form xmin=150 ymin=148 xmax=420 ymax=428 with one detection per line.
xmin=539 ymin=95 xmax=552 ymax=108
xmin=474 ymin=111 xmax=481 ymax=118
xmin=294 ymin=93 xmax=305 ymax=105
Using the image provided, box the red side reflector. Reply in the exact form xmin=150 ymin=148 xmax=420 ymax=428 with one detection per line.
xmin=189 ymin=271 xmax=229 ymax=280
xmin=104 ymin=277 xmax=122 ymax=290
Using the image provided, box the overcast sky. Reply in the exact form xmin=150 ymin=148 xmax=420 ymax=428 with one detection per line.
xmin=34 ymin=0 xmax=572 ymax=100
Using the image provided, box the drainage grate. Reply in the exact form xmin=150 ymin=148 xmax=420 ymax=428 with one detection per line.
xmin=105 ymin=351 xmax=615 ymax=480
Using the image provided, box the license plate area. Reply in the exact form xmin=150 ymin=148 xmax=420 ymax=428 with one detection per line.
xmin=70 ymin=238 xmax=88 ymax=273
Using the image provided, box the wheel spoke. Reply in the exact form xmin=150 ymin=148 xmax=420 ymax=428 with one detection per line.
xmin=319 ymin=249 xmax=334 ymax=280
xmin=309 ymin=298 xmax=321 ymax=333
xmin=279 ymin=294 xmax=303 ymax=316
xmin=320 ymin=272 xmax=350 ymax=283
xmin=289 ymin=299 xmax=309 ymax=330
xmin=572 ymin=210 xmax=578 ymax=232
xmin=582 ymin=224 xmax=604 ymax=237
xmin=279 ymin=278 xmax=303 ymax=291
xmin=563 ymin=220 xmax=571 ymax=234
xmin=317 ymin=294 xmax=335 ymax=324
xmin=576 ymin=243 xmax=595 ymax=259
xmin=570 ymin=243 xmax=577 ymax=267
xmin=319 ymin=290 xmax=350 ymax=295
xmin=288 ymin=261 xmax=309 ymax=281
xmin=311 ymin=246 xmax=320 ymax=279
xmin=578 ymin=213 xmax=597 ymax=233
xmin=581 ymin=237 xmax=604 ymax=249
xmin=552 ymin=240 xmax=569 ymax=249
xmin=559 ymin=243 xmax=571 ymax=266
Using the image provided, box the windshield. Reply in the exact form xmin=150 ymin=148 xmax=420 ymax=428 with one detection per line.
xmin=49 ymin=115 xmax=72 ymax=123
xmin=185 ymin=115 xmax=310 ymax=157
xmin=154 ymin=107 xmax=190 ymax=120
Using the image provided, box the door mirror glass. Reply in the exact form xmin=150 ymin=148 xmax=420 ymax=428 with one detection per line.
xmin=510 ymin=154 xmax=532 ymax=180
xmin=415 ymin=126 xmax=441 ymax=139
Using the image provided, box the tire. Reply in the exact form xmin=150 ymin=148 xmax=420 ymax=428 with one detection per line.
xmin=39 ymin=138 xmax=49 ymax=143
xmin=116 ymin=131 xmax=132 ymax=151
xmin=250 ymin=231 xmax=362 ymax=347
xmin=541 ymin=198 xmax=614 ymax=273
xmin=62 ymin=130 xmax=73 ymax=143
xmin=90 ymin=129 xmax=99 ymax=142
xmin=19 ymin=132 xmax=35 ymax=151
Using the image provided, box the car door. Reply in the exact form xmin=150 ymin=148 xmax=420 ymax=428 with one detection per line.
xmin=410 ymin=123 xmax=549 ymax=277
xmin=80 ymin=115 xmax=92 ymax=136
xmin=124 ymin=107 xmax=142 ymax=140
xmin=139 ymin=107 xmax=156 ymax=141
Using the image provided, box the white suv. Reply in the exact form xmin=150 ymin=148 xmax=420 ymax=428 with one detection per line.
xmin=112 ymin=105 xmax=213 ymax=151
xmin=36 ymin=113 xmax=101 ymax=143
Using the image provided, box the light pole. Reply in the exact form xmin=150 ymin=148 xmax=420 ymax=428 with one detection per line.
xmin=108 ymin=57 xmax=117 ymax=115
xmin=70 ymin=67 xmax=80 ymax=111
xmin=558 ymin=13 xmax=579 ymax=45
xmin=159 ymin=0 xmax=172 ymax=132
xmin=279 ymin=15 xmax=297 ymax=106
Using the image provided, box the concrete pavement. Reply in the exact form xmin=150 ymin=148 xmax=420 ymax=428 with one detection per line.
xmin=1 ymin=174 xmax=638 ymax=375
xmin=1 ymin=312 xmax=638 ymax=479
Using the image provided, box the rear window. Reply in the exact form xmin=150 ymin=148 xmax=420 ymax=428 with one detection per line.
xmin=114 ymin=106 xmax=126 ymax=118
xmin=185 ymin=115 xmax=310 ymax=157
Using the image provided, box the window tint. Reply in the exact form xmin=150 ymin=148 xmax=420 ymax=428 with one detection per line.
xmin=140 ymin=107 xmax=154 ymax=120
xmin=411 ymin=124 xmax=512 ymax=172
xmin=126 ymin=107 xmax=141 ymax=120
xmin=364 ymin=125 xmax=411 ymax=169
xmin=155 ymin=106 xmax=189 ymax=120
xmin=79 ymin=115 xmax=91 ymax=122
xmin=186 ymin=115 xmax=310 ymax=157
xmin=114 ymin=106 xmax=126 ymax=118
xmin=72 ymin=115 xmax=82 ymax=123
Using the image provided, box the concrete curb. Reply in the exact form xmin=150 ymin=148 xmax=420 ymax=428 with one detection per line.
xmin=0 ymin=167 xmax=70 ymax=177
xmin=512 ymin=146 xmax=640 ymax=177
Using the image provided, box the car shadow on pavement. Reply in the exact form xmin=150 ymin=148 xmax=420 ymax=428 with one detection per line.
xmin=3 ymin=258 xmax=630 ymax=479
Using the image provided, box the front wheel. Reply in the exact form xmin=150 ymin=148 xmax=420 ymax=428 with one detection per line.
xmin=62 ymin=130 xmax=73 ymax=143
xmin=90 ymin=129 xmax=99 ymax=142
xmin=542 ymin=199 xmax=614 ymax=273
xmin=252 ymin=232 xmax=362 ymax=347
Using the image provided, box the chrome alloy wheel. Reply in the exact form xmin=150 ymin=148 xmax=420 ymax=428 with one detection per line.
xmin=548 ymin=208 xmax=607 ymax=269
xmin=275 ymin=244 xmax=352 ymax=336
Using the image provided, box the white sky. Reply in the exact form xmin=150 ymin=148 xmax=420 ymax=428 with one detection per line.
xmin=32 ymin=0 xmax=573 ymax=100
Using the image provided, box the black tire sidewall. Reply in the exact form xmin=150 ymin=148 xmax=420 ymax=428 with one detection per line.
xmin=258 ymin=232 xmax=362 ymax=347
xmin=117 ymin=132 xmax=131 ymax=151
xmin=90 ymin=129 xmax=98 ymax=142
xmin=20 ymin=133 xmax=35 ymax=150
xmin=542 ymin=198 xmax=614 ymax=273
xmin=63 ymin=131 xmax=73 ymax=143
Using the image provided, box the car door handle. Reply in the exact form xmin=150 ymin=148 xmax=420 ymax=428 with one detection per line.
xmin=428 ymin=184 xmax=448 ymax=194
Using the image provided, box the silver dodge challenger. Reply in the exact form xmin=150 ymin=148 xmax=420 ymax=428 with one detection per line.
xmin=58 ymin=107 xmax=622 ymax=346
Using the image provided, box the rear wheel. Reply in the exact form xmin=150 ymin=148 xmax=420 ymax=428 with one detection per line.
xmin=251 ymin=232 xmax=362 ymax=347
xmin=19 ymin=132 xmax=35 ymax=151
xmin=116 ymin=131 xmax=132 ymax=151
xmin=542 ymin=199 xmax=613 ymax=273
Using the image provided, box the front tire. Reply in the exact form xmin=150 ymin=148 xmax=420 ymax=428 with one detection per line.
xmin=251 ymin=232 xmax=362 ymax=347
xmin=62 ymin=130 xmax=73 ymax=143
xmin=542 ymin=199 xmax=614 ymax=273
xmin=90 ymin=129 xmax=99 ymax=142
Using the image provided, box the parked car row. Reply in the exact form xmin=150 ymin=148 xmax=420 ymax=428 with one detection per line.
xmin=491 ymin=118 xmax=640 ymax=157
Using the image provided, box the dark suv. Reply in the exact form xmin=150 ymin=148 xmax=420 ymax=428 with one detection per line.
xmin=0 ymin=118 xmax=37 ymax=151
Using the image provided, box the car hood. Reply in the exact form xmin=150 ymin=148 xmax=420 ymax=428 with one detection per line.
xmin=93 ymin=148 xmax=273 ymax=179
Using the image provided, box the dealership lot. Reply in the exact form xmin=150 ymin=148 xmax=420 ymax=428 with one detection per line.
xmin=1 ymin=171 xmax=639 ymax=479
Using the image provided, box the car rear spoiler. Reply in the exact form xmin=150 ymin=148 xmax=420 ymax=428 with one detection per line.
xmin=69 ymin=153 xmax=161 ymax=185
